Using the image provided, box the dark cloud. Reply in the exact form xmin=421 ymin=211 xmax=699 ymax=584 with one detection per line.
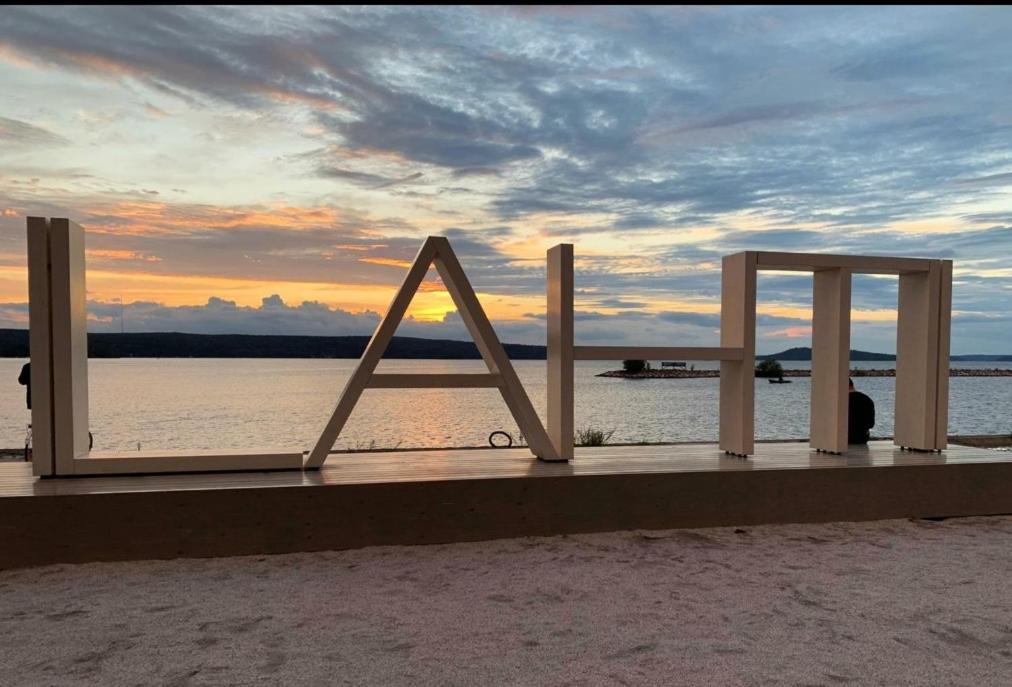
xmin=955 ymin=172 xmax=1012 ymax=187
xmin=656 ymin=101 xmax=838 ymax=137
xmin=336 ymin=110 xmax=544 ymax=169
xmin=450 ymin=167 xmax=502 ymax=178
xmin=316 ymin=166 xmax=423 ymax=188
xmin=3 ymin=5 xmax=1009 ymax=226
xmin=90 ymin=295 xmax=382 ymax=337
xmin=834 ymin=42 xmax=958 ymax=82
xmin=657 ymin=311 xmax=720 ymax=328
xmin=962 ymin=212 xmax=1012 ymax=225
xmin=613 ymin=213 xmax=664 ymax=231
xmin=0 ymin=117 xmax=69 ymax=146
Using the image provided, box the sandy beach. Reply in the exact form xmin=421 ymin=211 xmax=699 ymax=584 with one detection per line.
xmin=2 ymin=516 xmax=1010 ymax=686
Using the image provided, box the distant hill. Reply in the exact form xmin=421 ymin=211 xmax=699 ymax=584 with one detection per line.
xmin=2 ymin=330 xmax=1010 ymax=361
xmin=759 ymin=347 xmax=895 ymax=361
xmin=0 ymin=329 xmax=547 ymax=360
xmin=758 ymin=346 xmax=1012 ymax=362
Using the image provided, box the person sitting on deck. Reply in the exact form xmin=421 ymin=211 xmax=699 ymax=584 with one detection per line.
xmin=18 ymin=362 xmax=30 ymax=410
xmin=848 ymin=377 xmax=875 ymax=444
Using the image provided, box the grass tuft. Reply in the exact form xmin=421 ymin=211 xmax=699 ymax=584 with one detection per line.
xmin=575 ymin=427 xmax=615 ymax=446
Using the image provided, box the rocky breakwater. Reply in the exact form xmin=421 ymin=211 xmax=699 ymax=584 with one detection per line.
xmin=598 ymin=368 xmax=1012 ymax=379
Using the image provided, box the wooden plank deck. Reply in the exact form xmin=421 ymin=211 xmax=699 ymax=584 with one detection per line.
xmin=2 ymin=441 xmax=1010 ymax=570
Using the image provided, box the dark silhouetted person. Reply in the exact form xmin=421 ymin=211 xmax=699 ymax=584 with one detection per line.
xmin=18 ymin=362 xmax=31 ymax=410
xmin=848 ymin=377 xmax=874 ymax=444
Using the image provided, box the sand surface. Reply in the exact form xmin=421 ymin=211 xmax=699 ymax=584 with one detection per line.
xmin=1 ymin=517 xmax=1010 ymax=686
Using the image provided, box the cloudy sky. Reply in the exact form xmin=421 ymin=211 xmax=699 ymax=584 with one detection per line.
xmin=1 ymin=5 xmax=1011 ymax=353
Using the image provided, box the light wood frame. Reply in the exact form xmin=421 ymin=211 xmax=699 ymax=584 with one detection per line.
xmin=547 ymin=244 xmax=745 ymax=460
xmin=27 ymin=217 xmax=55 ymax=476
xmin=719 ymin=251 xmax=952 ymax=456
xmin=306 ymin=236 xmax=561 ymax=468
xmin=26 ymin=218 xmax=302 ymax=476
xmin=547 ymin=246 xmax=952 ymax=458
xmin=719 ymin=252 xmax=757 ymax=457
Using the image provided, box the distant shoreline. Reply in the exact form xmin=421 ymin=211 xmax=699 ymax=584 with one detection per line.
xmin=599 ymin=368 xmax=1012 ymax=379
xmin=2 ymin=330 xmax=1011 ymax=361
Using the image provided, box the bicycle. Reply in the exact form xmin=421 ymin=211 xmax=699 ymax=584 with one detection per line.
xmin=23 ymin=424 xmax=94 ymax=462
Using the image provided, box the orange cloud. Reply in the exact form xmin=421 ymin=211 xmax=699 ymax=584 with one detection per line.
xmin=63 ymin=50 xmax=141 ymax=79
xmin=263 ymin=86 xmax=343 ymax=111
xmin=77 ymin=200 xmax=350 ymax=236
xmin=144 ymin=102 xmax=169 ymax=118
xmin=767 ymin=325 xmax=812 ymax=338
xmin=87 ymin=249 xmax=162 ymax=262
xmin=332 ymin=243 xmax=377 ymax=252
xmin=0 ymin=43 xmax=42 ymax=69
xmin=358 ymin=256 xmax=413 ymax=269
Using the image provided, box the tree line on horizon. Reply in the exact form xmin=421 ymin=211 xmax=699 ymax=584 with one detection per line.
xmin=0 ymin=329 xmax=1008 ymax=361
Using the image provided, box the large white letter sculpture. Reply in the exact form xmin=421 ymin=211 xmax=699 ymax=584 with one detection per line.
xmin=305 ymin=236 xmax=561 ymax=468
xmin=27 ymin=219 xmax=952 ymax=477
xmin=547 ymin=245 xmax=952 ymax=459
xmin=718 ymin=252 xmax=952 ymax=456
xmin=26 ymin=217 xmax=303 ymax=476
xmin=546 ymin=243 xmax=745 ymax=461
xmin=27 ymin=217 xmax=89 ymax=476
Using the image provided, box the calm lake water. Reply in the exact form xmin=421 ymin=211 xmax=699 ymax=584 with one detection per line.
xmin=2 ymin=358 xmax=1010 ymax=451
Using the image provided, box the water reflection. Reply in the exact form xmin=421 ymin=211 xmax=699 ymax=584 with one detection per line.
xmin=1 ymin=358 xmax=1009 ymax=452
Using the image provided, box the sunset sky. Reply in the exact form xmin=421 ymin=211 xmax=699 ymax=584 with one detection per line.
xmin=1 ymin=6 xmax=1011 ymax=352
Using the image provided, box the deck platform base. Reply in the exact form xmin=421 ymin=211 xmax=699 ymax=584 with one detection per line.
xmin=2 ymin=441 xmax=1010 ymax=570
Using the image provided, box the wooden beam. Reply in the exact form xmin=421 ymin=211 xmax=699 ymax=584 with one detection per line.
xmin=895 ymin=263 xmax=943 ymax=450
xmin=934 ymin=260 xmax=952 ymax=450
xmin=48 ymin=218 xmax=90 ymax=474
xmin=431 ymin=238 xmax=561 ymax=462
xmin=26 ymin=217 xmax=54 ymax=477
xmin=810 ymin=268 xmax=851 ymax=453
xmin=366 ymin=373 xmax=501 ymax=388
xmin=719 ymin=252 xmax=757 ymax=456
xmin=305 ymin=238 xmax=440 ymax=468
xmin=574 ymin=346 xmax=743 ymax=361
xmin=753 ymin=251 xmax=933 ymax=275
xmin=75 ymin=449 xmax=303 ymax=475
xmin=547 ymin=244 xmax=574 ymax=461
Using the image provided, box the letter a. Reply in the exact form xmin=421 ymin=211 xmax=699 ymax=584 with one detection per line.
xmin=305 ymin=236 xmax=561 ymax=468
